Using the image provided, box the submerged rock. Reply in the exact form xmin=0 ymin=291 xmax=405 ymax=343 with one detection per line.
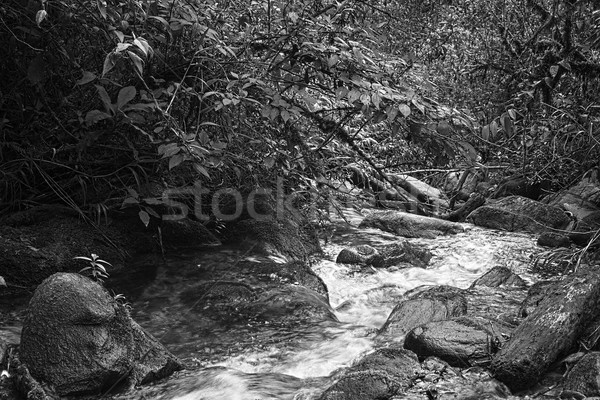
xmin=19 ymin=273 xmax=183 ymax=396
xmin=245 ymin=284 xmax=338 ymax=323
xmin=319 ymin=348 xmax=420 ymax=400
xmin=470 ymin=266 xmax=528 ymax=289
xmin=466 ymin=195 xmax=570 ymax=234
xmin=403 ymin=317 xmax=501 ymax=367
xmin=378 ymin=286 xmax=467 ymax=341
xmin=359 ymin=210 xmax=464 ymax=238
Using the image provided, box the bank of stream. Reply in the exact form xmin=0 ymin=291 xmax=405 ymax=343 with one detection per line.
xmin=103 ymin=208 xmax=542 ymax=399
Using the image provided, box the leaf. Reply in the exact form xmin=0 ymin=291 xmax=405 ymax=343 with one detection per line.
xmin=169 ymin=153 xmax=184 ymax=169
xmin=84 ymin=110 xmax=112 ymax=126
xmin=117 ymin=86 xmax=136 ymax=110
xmin=352 ymin=47 xmax=365 ymax=65
xmin=36 ymin=9 xmax=48 ymax=26
xmin=122 ymin=197 xmax=139 ymax=206
xmin=139 ymin=210 xmax=150 ymax=227
xmin=194 ymin=163 xmax=211 ymax=179
xmin=263 ymin=156 xmax=276 ymax=169
xmin=102 ymin=52 xmax=116 ymax=77
xmin=386 ymin=106 xmax=398 ymax=122
xmin=398 ymin=104 xmax=411 ymax=117
xmin=558 ymin=60 xmax=571 ymax=71
xmin=347 ymin=89 xmax=361 ymax=103
xmin=114 ymin=30 xmax=125 ymax=43
xmin=481 ymin=125 xmax=490 ymax=141
xmin=127 ymin=51 xmax=145 ymax=76
xmin=76 ymin=71 xmax=97 ymax=85
xmin=508 ymin=109 xmax=517 ymax=120
xmin=27 ymin=55 xmax=45 ymax=84
xmin=97 ymin=0 xmax=107 ymax=19
xmin=549 ymin=65 xmax=559 ymax=78
xmin=411 ymin=98 xmax=425 ymax=114
xmin=94 ymin=85 xmax=114 ymax=114
xmin=0 ymin=276 xmax=6 ymax=287
xmin=503 ymin=114 xmax=514 ymax=137
xmin=490 ymin=120 xmax=498 ymax=139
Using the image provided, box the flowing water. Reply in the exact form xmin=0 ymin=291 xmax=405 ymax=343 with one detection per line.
xmin=120 ymin=208 xmax=542 ymax=400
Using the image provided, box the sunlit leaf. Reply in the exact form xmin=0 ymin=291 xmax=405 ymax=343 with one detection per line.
xmin=36 ymin=9 xmax=48 ymax=26
xmin=0 ymin=276 xmax=6 ymax=287
xmin=97 ymin=0 xmax=107 ymax=19
xmin=398 ymin=104 xmax=411 ymax=117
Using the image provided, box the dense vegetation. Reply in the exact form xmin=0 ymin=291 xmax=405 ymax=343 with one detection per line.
xmin=1 ymin=0 xmax=599 ymax=222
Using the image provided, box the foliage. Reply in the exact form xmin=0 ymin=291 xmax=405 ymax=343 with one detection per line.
xmin=1 ymin=0 xmax=599 ymax=222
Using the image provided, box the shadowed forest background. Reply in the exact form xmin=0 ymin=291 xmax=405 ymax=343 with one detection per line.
xmin=1 ymin=0 xmax=600 ymax=225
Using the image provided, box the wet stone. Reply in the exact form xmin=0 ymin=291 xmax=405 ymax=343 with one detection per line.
xmin=404 ymin=317 xmax=500 ymax=367
xmin=378 ymin=286 xmax=467 ymax=341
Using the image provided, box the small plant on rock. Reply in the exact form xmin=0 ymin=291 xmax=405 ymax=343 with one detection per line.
xmin=74 ymin=253 xmax=112 ymax=282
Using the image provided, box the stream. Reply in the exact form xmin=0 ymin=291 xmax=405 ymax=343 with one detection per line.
xmin=116 ymin=208 xmax=542 ymax=400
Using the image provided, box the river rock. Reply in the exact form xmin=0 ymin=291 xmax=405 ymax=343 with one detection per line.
xmin=466 ymin=285 xmax=526 ymax=331
xmin=538 ymin=232 xmax=572 ymax=248
xmin=318 ymin=348 xmax=420 ymax=400
xmin=470 ymin=266 xmax=528 ymax=289
xmin=378 ymin=286 xmax=467 ymax=341
xmin=19 ymin=273 xmax=183 ymax=396
xmin=359 ymin=210 xmax=464 ymax=238
xmin=430 ymin=367 xmax=512 ymax=400
xmin=562 ymin=352 xmax=600 ymax=396
xmin=490 ymin=268 xmax=600 ymax=391
xmin=337 ymin=242 xmax=432 ymax=269
xmin=466 ymin=195 xmax=570 ymax=234
xmin=517 ymin=280 xmax=556 ymax=318
xmin=335 ymin=245 xmax=381 ymax=266
xmin=244 ymin=284 xmax=338 ymax=323
xmin=491 ymin=175 xmax=550 ymax=200
xmin=225 ymin=215 xmax=321 ymax=261
xmin=404 ymin=317 xmax=501 ymax=367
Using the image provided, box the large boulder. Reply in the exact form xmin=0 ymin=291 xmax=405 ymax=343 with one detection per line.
xmin=19 ymin=273 xmax=183 ymax=396
xmin=359 ymin=210 xmax=464 ymax=238
xmin=378 ymin=286 xmax=467 ymax=341
xmin=404 ymin=317 xmax=502 ymax=367
xmin=466 ymin=196 xmax=570 ymax=234
xmin=318 ymin=348 xmax=420 ymax=400
xmin=490 ymin=267 xmax=600 ymax=391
